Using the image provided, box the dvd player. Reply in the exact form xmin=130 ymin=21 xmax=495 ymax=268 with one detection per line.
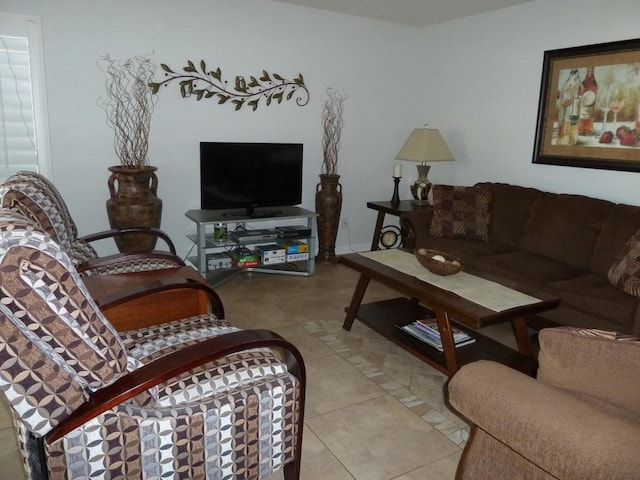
xmin=275 ymin=225 xmax=312 ymax=237
xmin=229 ymin=229 xmax=278 ymax=243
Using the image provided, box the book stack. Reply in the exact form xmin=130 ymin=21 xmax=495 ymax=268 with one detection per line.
xmin=397 ymin=318 xmax=475 ymax=351
xmin=277 ymin=239 xmax=309 ymax=261
xmin=227 ymin=247 xmax=260 ymax=268
xmin=254 ymin=244 xmax=287 ymax=265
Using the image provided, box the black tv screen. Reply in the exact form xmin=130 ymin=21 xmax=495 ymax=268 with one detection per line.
xmin=200 ymin=142 xmax=303 ymax=216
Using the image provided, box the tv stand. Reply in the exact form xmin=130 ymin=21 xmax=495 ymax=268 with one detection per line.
xmin=185 ymin=206 xmax=317 ymax=286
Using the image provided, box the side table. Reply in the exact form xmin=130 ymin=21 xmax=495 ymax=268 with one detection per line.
xmin=83 ymin=266 xmax=215 ymax=331
xmin=367 ymin=200 xmax=431 ymax=251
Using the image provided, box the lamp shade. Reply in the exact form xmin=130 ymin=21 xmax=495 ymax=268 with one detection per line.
xmin=395 ymin=127 xmax=454 ymax=163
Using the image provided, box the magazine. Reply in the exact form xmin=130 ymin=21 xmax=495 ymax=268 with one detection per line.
xmin=397 ymin=320 xmax=475 ymax=351
xmin=414 ymin=319 xmax=472 ymax=343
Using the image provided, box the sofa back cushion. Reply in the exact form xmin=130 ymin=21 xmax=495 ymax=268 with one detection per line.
xmin=519 ymin=193 xmax=613 ymax=269
xmin=590 ymin=203 xmax=640 ymax=275
xmin=475 ymin=183 xmax=544 ymax=247
xmin=538 ymin=327 xmax=640 ymax=415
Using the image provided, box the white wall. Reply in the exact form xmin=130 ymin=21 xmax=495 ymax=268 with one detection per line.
xmin=5 ymin=0 xmax=640 ymax=259
xmin=3 ymin=0 xmax=420 ymax=256
xmin=416 ymin=0 xmax=640 ymax=205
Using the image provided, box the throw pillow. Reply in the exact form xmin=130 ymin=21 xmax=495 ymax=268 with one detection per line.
xmin=429 ymin=185 xmax=492 ymax=242
xmin=608 ymin=227 xmax=640 ymax=296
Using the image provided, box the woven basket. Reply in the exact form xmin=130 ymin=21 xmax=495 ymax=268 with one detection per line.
xmin=415 ymin=248 xmax=463 ymax=276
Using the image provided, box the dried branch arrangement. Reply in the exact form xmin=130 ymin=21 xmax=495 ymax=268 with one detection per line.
xmin=149 ymin=60 xmax=310 ymax=111
xmin=321 ymin=88 xmax=348 ymax=175
xmin=98 ymin=55 xmax=156 ymax=168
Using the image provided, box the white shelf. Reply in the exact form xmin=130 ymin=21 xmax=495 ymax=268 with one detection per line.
xmin=185 ymin=207 xmax=317 ymax=284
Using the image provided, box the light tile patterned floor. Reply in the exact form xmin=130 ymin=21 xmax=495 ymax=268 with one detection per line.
xmin=0 ymin=262 xmax=521 ymax=479
xmin=218 ymin=262 xmax=520 ymax=480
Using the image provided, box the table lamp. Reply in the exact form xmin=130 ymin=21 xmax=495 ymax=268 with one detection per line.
xmin=395 ymin=126 xmax=454 ymax=205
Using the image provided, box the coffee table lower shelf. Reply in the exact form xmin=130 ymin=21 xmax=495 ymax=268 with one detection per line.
xmin=355 ymin=297 xmax=537 ymax=377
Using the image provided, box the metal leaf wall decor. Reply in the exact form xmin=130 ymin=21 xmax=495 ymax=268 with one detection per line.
xmin=149 ymin=60 xmax=310 ymax=111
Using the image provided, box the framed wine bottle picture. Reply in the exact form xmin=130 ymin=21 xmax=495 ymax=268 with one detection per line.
xmin=533 ymin=37 xmax=640 ymax=172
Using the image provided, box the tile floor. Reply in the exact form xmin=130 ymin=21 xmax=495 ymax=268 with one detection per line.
xmin=0 ymin=262 xmax=520 ymax=479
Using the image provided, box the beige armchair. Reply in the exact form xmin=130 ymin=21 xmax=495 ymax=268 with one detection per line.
xmin=448 ymin=327 xmax=640 ymax=479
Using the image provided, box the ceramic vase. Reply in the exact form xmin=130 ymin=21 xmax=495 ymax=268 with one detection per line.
xmin=315 ymin=173 xmax=342 ymax=263
xmin=106 ymin=165 xmax=162 ymax=253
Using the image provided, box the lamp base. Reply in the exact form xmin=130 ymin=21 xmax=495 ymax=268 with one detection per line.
xmin=410 ymin=164 xmax=431 ymax=204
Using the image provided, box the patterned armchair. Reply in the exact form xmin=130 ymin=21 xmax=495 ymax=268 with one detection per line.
xmin=0 ymin=211 xmax=305 ymax=479
xmin=0 ymin=171 xmax=185 ymax=275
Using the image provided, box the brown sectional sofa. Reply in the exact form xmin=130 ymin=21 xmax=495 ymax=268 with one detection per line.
xmin=401 ymin=182 xmax=640 ymax=336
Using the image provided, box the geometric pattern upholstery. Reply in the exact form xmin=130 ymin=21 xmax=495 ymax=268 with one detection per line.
xmin=0 ymin=171 xmax=183 ymax=275
xmin=120 ymin=315 xmax=290 ymax=408
xmin=608 ymin=227 xmax=640 ymax=297
xmin=0 ymin=212 xmax=303 ymax=479
xmin=0 ymin=211 xmax=128 ymax=436
xmin=1 ymin=171 xmax=80 ymax=255
xmin=79 ymin=255 xmax=183 ymax=276
xmin=44 ymin=316 xmax=301 ymax=479
xmin=429 ymin=185 xmax=492 ymax=242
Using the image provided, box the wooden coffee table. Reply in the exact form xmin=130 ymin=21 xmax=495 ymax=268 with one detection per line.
xmin=83 ymin=266 xmax=218 ymax=331
xmin=340 ymin=251 xmax=560 ymax=377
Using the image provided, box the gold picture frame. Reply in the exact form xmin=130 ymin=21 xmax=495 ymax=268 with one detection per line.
xmin=533 ymin=38 xmax=640 ymax=171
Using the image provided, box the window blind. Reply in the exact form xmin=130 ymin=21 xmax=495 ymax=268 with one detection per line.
xmin=0 ymin=15 xmax=40 ymax=180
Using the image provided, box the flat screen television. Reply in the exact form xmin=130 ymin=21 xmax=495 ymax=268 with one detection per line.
xmin=200 ymin=142 xmax=303 ymax=217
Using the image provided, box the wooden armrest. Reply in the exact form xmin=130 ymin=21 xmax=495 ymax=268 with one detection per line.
xmin=79 ymin=227 xmax=177 ymax=254
xmin=46 ymin=329 xmax=305 ymax=444
xmin=77 ymin=251 xmax=186 ymax=273
xmin=94 ymin=276 xmax=224 ymax=318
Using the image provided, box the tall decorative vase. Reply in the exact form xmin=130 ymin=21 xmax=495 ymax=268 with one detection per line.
xmin=106 ymin=165 xmax=163 ymax=253
xmin=315 ymin=173 xmax=342 ymax=263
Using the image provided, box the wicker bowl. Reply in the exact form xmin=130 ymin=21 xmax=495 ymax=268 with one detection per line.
xmin=415 ymin=248 xmax=463 ymax=276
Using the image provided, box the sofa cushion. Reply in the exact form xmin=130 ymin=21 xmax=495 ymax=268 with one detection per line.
xmin=541 ymin=273 xmax=636 ymax=331
xmin=519 ymin=193 xmax=613 ymax=269
xmin=533 ymin=304 xmax=631 ymax=333
xmin=430 ymin=185 xmax=492 ymax=242
xmin=476 ymin=183 xmax=544 ymax=248
xmin=472 ymin=250 xmax=584 ymax=293
xmin=608 ymin=227 xmax=640 ymax=297
xmin=538 ymin=327 xmax=640 ymax=416
xmin=590 ymin=204 xmax=640 ymax=275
